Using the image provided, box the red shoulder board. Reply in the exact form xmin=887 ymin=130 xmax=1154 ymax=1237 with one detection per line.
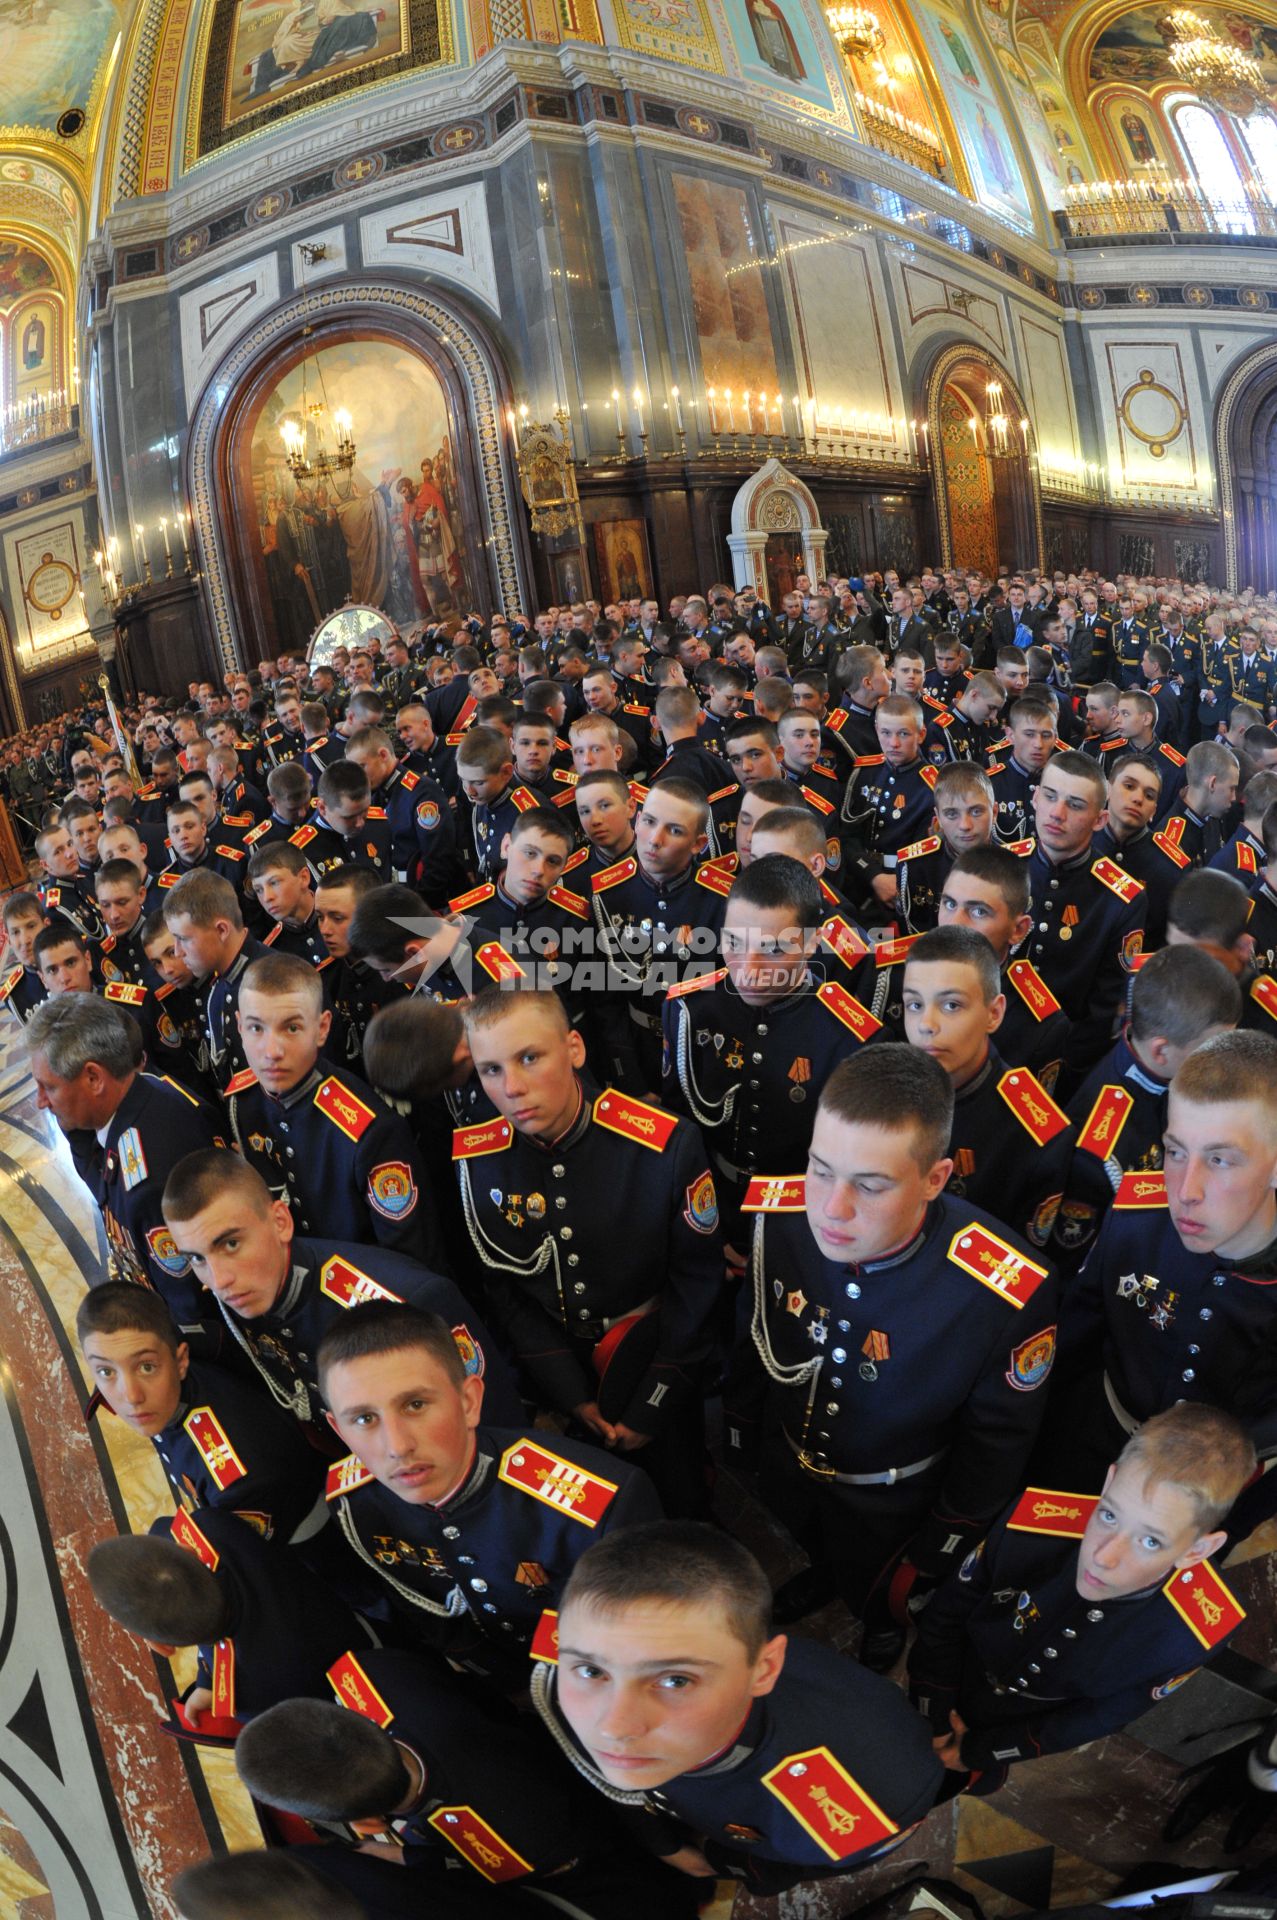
xmin=365 ymin=807 xmax=388 ymax=823
xmin=104 ymin=981 xmax=148 ymax=1007
xmin=1153 ymin=831 xmax=1192 ymax=870
xmin=101 ymin=935 xmax=117 ymax=955
xmin=817 ymin=980 xmax=880 ymax=1043
xmin=155 ymin=980 xmax=180 ymax=1001
xmin=498 ymin=1438 xmax=619 ymax=1528
xmin=214 ymin=845 xmax=246 ymax=862
xmin=899 ymin=835 xmax=942 ymax=862
xmin=592 ymin=1088 xmax=678 ymax=1151
xmin=822 ymin=915 xmax=869 ymax=967
xmin=223 ymin=1068 xmax=258 ymax=1096
xmin=1005 ymin=958 xmax=1060 ymax=1020
xmin=628 ymin=780 xmax=650 ymax=806
xmin=171 ymin=1507 xmax=219 ymax=1570
xmin=222 ymin=813 xmax=253 ymax=829
xmin=667 ymin=966 xmax=728 ymax=998
xmin=1113 ymin=1170 xmax=1168 ymax=1208
xmin=947 ymin=1221 xmax=1048 ymax=1309
xmin=183 ymin=1408 xmax=247 ymax=1491
xmin=1162 ymin=815 xmax=1186 ymax=847
xmin=41 ymin=887 xmax=60 ymax=906
xmin=741 ymin=1175 xmax=806 ymax=1212
xmin=159 ymin=871 xmax=180 ymax=888
xmin=454 ymin=693 xmax=478 ymax=731
xmin=563 ymin=845 xmax=590 ymax=873
xmin=695 ymin=861 xmax=733 ymax=896
xmin=400 ymin=768 xmax=420 ymax=791
xmin=1236 ymin=842 xmax=1259 ymax=875
xmin=761 ymin=1747 xmax=898 ymax=1862
xmin=552 ymin=788 xmax=577 ymax=809
xmin=1091 ymin=856 xmax=1144 ymax=902
xmin=1159 ymin=743 xmax=1187 ymax=767
xmin=328 ymin=1651 xmax=394 ymax=1727
xmin=1003 ymin=836 xmax=1035 ymax=856
xmin=1163 ymin=1562 xmax=1245 ymax=1649
xmin=1098 ymin=736 xmax=1128 ymax=754
xmin=932 ymin=708 xmax=955 ymax=727
xmin=1008 ymin=1488 xmax=1098 ymax=1538
xmin=475 ymin=941 xmax=527 ymax=984
xmin=548 ymin=885 xmax=588 ymax=919
xmin=707 ymin=782 xmax=739 ymax=805
xmin=1077 ymin=1085 xmax=1133 ymax=1159
xmin=622 ymin=701 xmax=651 ymax=715
xmin=511 ymin=787 xmax=541 ymax=813
xmin=0 ymin=967 xmax=22 ymax=1002
xmin=874 ymin=935 xmax=918 ymax=967
xmin=530 ymin=1609 xmax=560 ymax=1663
xmin=319 ymin=1254 xmax=402 ymax=1309
xmin=449 ymin=882 xmax=495 ymax=912
xmin=452 ymin=1117 xmax=513 ymax=1159
xmin=290 ymin=825 xmax=317 ymax=848
xmin=827 ymin=708 xmax=849 ymax=733
xmin=593 ymin=856 xmax=637 ymax=894
xmin=326 ymin=1454 xmax=374 ymax=1501
xmin=1251 ymin=975 xmax=1277 ymax=1024
xmin=314 ymin=1075 xmax=376 ymax=1141
xmin=427 ymin=1807 xmax=534 ymax=1883
xmin=919 ymin=763 xmax=938 ymax=790
xmin=799 ymin=784 xmax=835 ymax=816
xmin=244 ymin=820 xmax=273 ymax=845
xmin=997 ymin=1069 xmax=1070 ymax=1146
xmin=855 ymin=753 xmax=885 ymax=767
xmin=261 ymin=924 xmax=282 ymax=947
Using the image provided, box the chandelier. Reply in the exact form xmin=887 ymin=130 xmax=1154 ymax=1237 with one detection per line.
xmin=826 ymin=4 xmax=884 ymax=57
xmin=970 ymin=382 xmax=1032 ymax=462
xmin=280 ymin=243 xmax=357 ymax=484
xmin=1160 ymin=8 xmax=1264 ymax=109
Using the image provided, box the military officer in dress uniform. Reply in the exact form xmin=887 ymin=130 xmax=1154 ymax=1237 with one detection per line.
xmin=25 ymin=994 xmax=225 ymax=1345
xmin=724 ymin=1046 xmax=1058 ymax=1668
xmin=1026 ymin=752 xmax=1146 ymax=1075
xmin=77 ymin=1283 xmax=327 ymax=1543
xmin=1037 ymin=1030 xmax=1277 ymax=1494
xmin=163 ymin=870 xmax=271 ymax=1096
xmin=453 ymin=989 xmax=723 ymax=1516
xmin=317 ymin=1302 xmax=660 ymax=1683
xmin=909 ymin=1405 xmax=1252 ymax=1790
xmin=533 ymin=1520 xmax=943 ymax=1896
xmin=160 ymin=1149 xmax=519 ymax=1434
xmin=1111 ymin=594 xmax=1150 ymax=689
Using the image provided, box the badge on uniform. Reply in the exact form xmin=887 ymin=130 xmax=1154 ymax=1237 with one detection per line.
xmin=146 ymin=1225 xmax=191 ymax=1276
xmin=788 ymin=1058 xmax=811 ymax=1103
xmin=118 ymin=1128 xmax=148 ymax=1190
xmin=451 ymin=1323 xmax=485 ymax=1378
xmin=1007 ymin=1326 xmax=1056 ymax=1392
xmin=860 ymin=1330 xmax=889 ymax=1380
xmin=683 ymin=1172 xmax=719 ymax=1235
xmin=515 ymin=1561 xmax=549 ymax=1587
xmin=416 ymin=798 xmax=441 ymax=831
xmin=368 ymin=1162 xmax=418 ymax=1219
xmin=785 ymin=1289 xmax=808 ymax=1318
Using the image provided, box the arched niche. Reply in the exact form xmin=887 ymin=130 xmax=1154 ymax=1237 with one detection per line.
xmin=727 ymin=459 xmax=828 ymax=602
xmin=186 ymin=280 xmax=529 ymax=674
xmin=1215 ymin=338 xmax=1277 ymax=593
xmin=926 ymin=345 xmax=1042 ymax=576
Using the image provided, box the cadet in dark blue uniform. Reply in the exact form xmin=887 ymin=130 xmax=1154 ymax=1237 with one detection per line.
xmin=344 ymin=724 xmax=465 ymax=904
xmin=1038 ymin=1030 xmax=1277 ymax=1492
xmin=228 ymin=951 xmax=436 ymax=1263
xmin=1209 ymin=771 xmax=1277 ymax=880
xmin=77 ymin=1283 xmax=327 ymax=1542
xmin=95 ymin=859 xmax=160 ymax=986
xmin=661 ymin=857 xmax=880 ymax=1242
xmin=724 ymin=1046 xmax=1058 ymax=1667
xmin=445 ymin=809 xmax=591 ymax=1007
xmin=896 ymin=764 xmax=1001 ymax=933
xmin=0 ymin=892 xmax=49 ymax=1028
xmin=910 ymin=1405 xmax=1253 ymax=1787
xmin=1160 ymin=740 xmax=1241 ymax=867
xmin=88 ymin=1505 xmax=375 ymax=1732
xmin=160 ymin=1149 xmax=520 ymax=1431
xmin=291 ymin=762 xmax=395 ymax=885
xmin=35 ymin=820 xmax=106 ymax=942
xmin=1026 ymin=751 xmax=1146 ymax=1073
xmin=454 ymin=725 xmax=526 ymax=881
xmin=162 ymin=868 xmax=271 ymax=1095
xmin=318 ymin=1303 xmax=660 ymax=1682
xmin=455 ymin=989 xmax=723 ymax=1517
xmin=535 ymin=1520 xmax=942 ymax=1896
xmin=26 ymin=994 xmax=225 ymax=1340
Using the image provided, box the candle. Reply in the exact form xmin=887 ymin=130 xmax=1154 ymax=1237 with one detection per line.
xmin=133 ymin=522 xmax=146 ymax=574
xmin=612 ymin=388 xmax=624 ymax=435
xmin=160 ymin=518 xmax=172 ymax=560
xmin=671 ymin=385 xmax=686 ymax=433
xmin=707 ymin=386 xmax=717 ymax=433
xmin=772 ymin=393 xmax=782 ymax=437
xmin=741 ymin=389 xmax=751 ymax=433
xmin=724 ymin=388 xmax=735 ymax=433
xmin=632 ymin=385 xmax=644 ymax=434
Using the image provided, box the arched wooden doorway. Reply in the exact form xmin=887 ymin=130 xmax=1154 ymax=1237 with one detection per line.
xmin=1216 ymin=341 xmax=1277 ymax=593
xmin=927 ymin=347 xmax=1043 ymax=575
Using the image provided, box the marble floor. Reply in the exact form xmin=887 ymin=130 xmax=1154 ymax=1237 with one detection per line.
xmin=0 ymin=1013 xmax=1273 ymax=1918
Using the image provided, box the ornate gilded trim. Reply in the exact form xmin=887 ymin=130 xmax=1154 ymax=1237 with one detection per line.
xmin=1214 ymin=338 xmax=1277 ymax=593
xmin=926 ymin=341 xmax=1043 ymax=573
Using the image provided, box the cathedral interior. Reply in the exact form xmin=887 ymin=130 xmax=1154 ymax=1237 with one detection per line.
xmin=1 ymin=0 xmax=1277 ymax=1912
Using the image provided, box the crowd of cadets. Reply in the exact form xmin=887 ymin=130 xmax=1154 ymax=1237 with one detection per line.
xmin=4 ymin=563 xmax=1277 ymax=1918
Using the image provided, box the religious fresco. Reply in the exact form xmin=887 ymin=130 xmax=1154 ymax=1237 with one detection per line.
xmin=671 ymin=173 xmax=782 ymax=397
xmin=0 ymin=0 xmax=121 ymax=130
xmin=996 ymin=43 xmax=1064 ymax=202
xmin=723 ymin=0 xmax=837 ymax=112
xmin=611 ymin=0 xmax=726 ymax=74
xmin=911 ymin=0 xmax=1033 ymax=227
xmin=1089 ymin=4 xmax=1277 ymax=88
xmin=0 ymin=242 xmax=54 ymax=307
xmin=196 ymin=0 xmax=451 ymax=156
xmin=247 ymin=338 xmax=473 ymax=651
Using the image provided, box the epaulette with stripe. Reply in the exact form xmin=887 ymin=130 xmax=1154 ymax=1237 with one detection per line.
xmin=592 ymin=1089 xmax=678 ymax=1150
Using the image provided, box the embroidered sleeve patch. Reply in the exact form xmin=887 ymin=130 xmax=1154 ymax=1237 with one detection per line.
xmin=1007 ymin=1327 xmax=1056 ymax=1393
xmin=684 ymin=1170 xmax=719 ymax=1235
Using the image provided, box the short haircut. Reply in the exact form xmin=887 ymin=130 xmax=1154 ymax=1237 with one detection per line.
xmin=241 ymin=952 xmax=323 ymax=1014
xmin=1244 ymin=726 xmax=1277 ymax=759
xmin=840 ymin=645 xmax=882 ymax=696
xmin=749 ymin=807 xmax=826 ymax=862
xmin=87 ymin=1534 xmax=226 ymax=1643
xmin=234 ymin=1699 xmax=409 ymax=1822
xmin=347 ymin=882 xmax=428 ymax=965
xmin=1129 ymin=944 xmax=1241 ymax=1049
xmin=1109 ymin=750 xmax=1163 ymax=793
xmin=172 ymin=1850 xmax=367 ymax=1920
xmin=163 ymin=1148 xmax=274 ymax=1226
xmin=142 ymin=910 xmax=172 ymax=949
xmin=1009 ymin=697 xmax=1058 ymax=730
xmin=1044 ymin=749 xmax=1107 ymax=810
xmin=1172 ymin=1028 xmax=1277 ymax=1119
xmin=1186 ymin=740 xmax=1240 ymax=788
xmin=752 ymin=679 xmax=794 ymax=721
xmin=746 ymin=777 xmax=803 ymax=812
xmin=76 ymin=1281 xmax=181 ymax=1355
xmin=727 ymin=717 xmax=780 ymax=750
xmin=934 ymin=762 xmax=995 ymax=806
xmin=644 ymin=776 xmax=709 ymax=836
xmin=164 ymin=869 xmax=243 ymax=930
xmin=523 ymin=680 xmax=566 ymax=716
xmin=1117 ymin=1403 xmax=1255 ymax=1532
xmin=877 ymin=693 xmax=923 ymax=727
xmin=165 ymin=799 xmax=203 ymax=827
xmin=1168 ymin=869 xmax=1253 ymax=949
xmin=571 ymin=714 xmax=620 ymax=745
xmin=996 ymin=646 xmax=1027 ymax=669
xmin=3 ymin=889 xmax=44 ymax=926
xmin=363 ymin=997 xmax=463 ymax=1102
xmin=61 ymin=795 xmax=98 ymax=825
xmin=315 ymin=863 xmax=383 ymax=902
xmin=267 ymin=761 xmax=311 ymax=805
xmin=560 ymin=1519 xmax=773 ymax=1659
xmin=727 ymin=852 xmax=823 ymax=929
xmin=1244 ymin=773 xmax=1277 ymax=826
xmin=463 ymin=982 xmax=570 ymax=1038
xmin=507 ymin=807 xmax=574 ymax=852
xmin=966 ymin=671 xmax=1003 ymax=702
xmin=948 ymin=844 xmax=1030 ymax=918
xmin=574 ymin=769 xmax=629 ymax=803
xmin=25 ymin=993 xmax=135 ymax=1079
xmin=906 ymin=924 xmax=1001 ymax=1002
xmin=1120 ymin=690 xmax=1158 ymax=727
xmin=246 ymin=840 xmax=309 ymax=883
xmin=316 ymin=1301 xmax=464 ymax=1396
xmin=512 ymin=711 xmax=556 ymax=740
xmin=454 ymin=726 xmax=511 ymax=775
xmin=1145 ymin=643 xmax=1172 ymax=673
xmin=655 ymin=687 xmax=701 ymax=731
xmin=1087 ymin=681 xmax=1119 ymax=708
xmin=818 ymin=1043 xmax=954 ymax=1169
xmin=476 ymin=695 xmax=520 ymax=730
xmin=318 ymin=761 xmax=371 ymax=809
